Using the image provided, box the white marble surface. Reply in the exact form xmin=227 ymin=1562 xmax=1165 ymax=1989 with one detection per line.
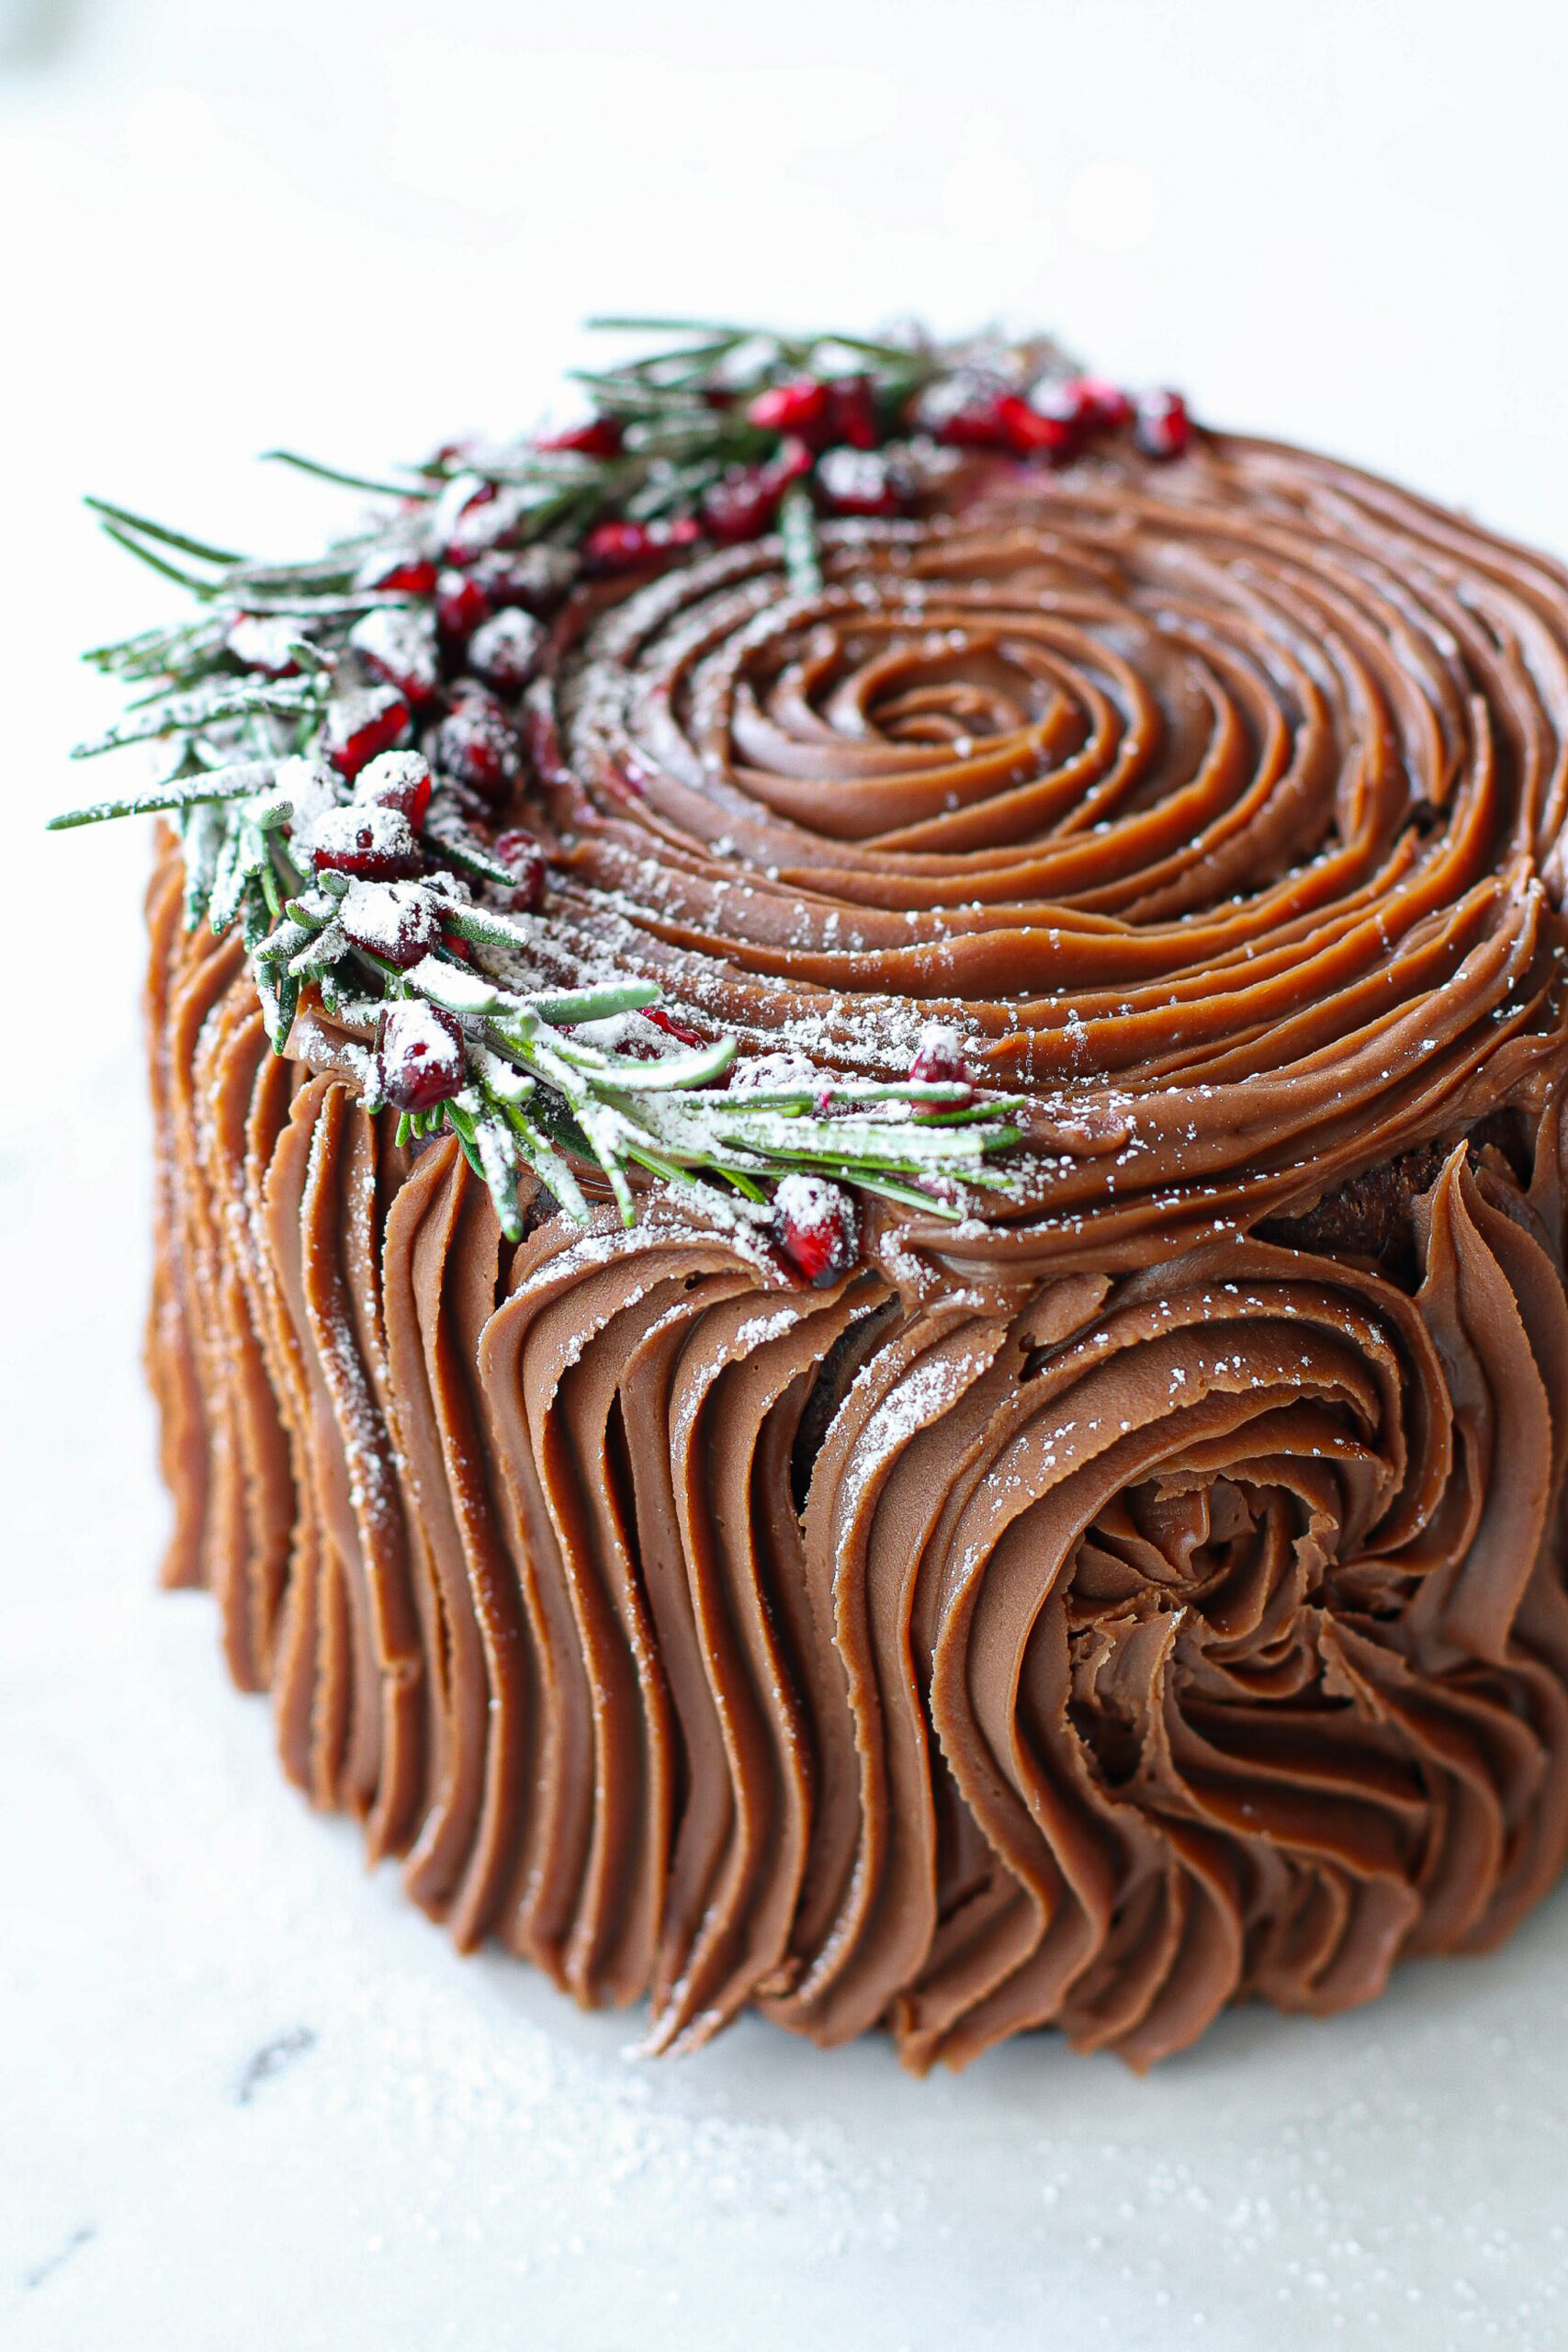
xmin=5 ymin=4 xmax=1568 ymax=2344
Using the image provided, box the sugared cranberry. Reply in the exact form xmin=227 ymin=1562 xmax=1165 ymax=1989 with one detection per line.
xmin=817 ymin=447 xmax=904 ymax=517
xmin=493 ymin=827 xmax=546 ymax=913
xmin=909 ymin=1022 xmax=976 ymax=1101
xmin=772 ymin=1173 xmax=859 ymax=1288
xmin=376 ymin=999 xmax=467 ymax=1113
xmin=824 ymin=375 xmax=879 ymax=449
xmin=1134 ymin=389 xmax=1190 ymax=458
xmin=355 ymin=552 xmax=439 ymax=597
xmin=339 ymin=877 xmax=440 ymax=969
xmin=348 ymin=606 xmax=440 ymax=707
xmin=1068 ymin=377 xmax=1134 ymax=428
xmin=646 ymin=1005 xmax=705 ymax=1048
xmin=748 ymin=378 xmax=829 ymax=437
xmin=468 ymin=606 xmax=545 ymax=695
xmin=226 ymin=615 xmax=303 ymax=677
xmin=435 ymin=567 xmax=492 ymax=641
xmin=322 ymin=685 xmax=412 ymax=782
xmin=308 ymin=804 xmax=423 ymax=881
xmin=433 ymin=696 xmax=523 ymax=805
xmin=537 ymin=416 xmax=624 ymax=458
xmin=353 ymin=749 xmax=433 ymax=829
xmin=440 ymin=926 xmax=476 ymax=963
xmin=581 ymin=517 xmax=703 ymax=573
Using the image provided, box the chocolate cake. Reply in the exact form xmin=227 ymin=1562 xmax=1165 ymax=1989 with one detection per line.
xmin=66 ymin=322 xmax=1568 ymax=2068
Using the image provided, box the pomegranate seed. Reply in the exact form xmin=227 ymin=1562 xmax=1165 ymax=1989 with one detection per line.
xmin=355 ymin=552 xmax=439 ymax=597
xmin=435 ymin=567 xmax=492 ymax=640
xmin=470 ymin=544 xmax=578 ymax=614
xmin=817 ymin=447 xmax=904 ymax=517
xmin=433 ymin=697 xmax=523 ymax=805
xmin=582 ymin=517 xmax=703 ymax=574
xmin=823 ymin=375 xmax=879 ymax=449
xmin=377 ymin=999 xmax=467 ymax=1112
xmin=308 ymin=803 xmax=423 ymax=881
xmin=646 ymin=1005 xmax=705 ymax=1048
xmin=909 ymin=1023 xmax=976 ymax=1102
xmin=1134 ymin=389 xmax=1190 ymax=459
xmin=322 ymin=685 xmax=412 ymax=781
xmin=1069 ymin=377 xmax=1134 ymax=428
xmin=353 ymin=749 xmax=433 ymax=829
xmin=537 ymin=416 xmax=624 ymax=458
xmin=748 ymin=378 xmax=829 ymax=437
xmin=702 ymin=466 xmax=778 ymax=542
xmin=226 ymin=615 xmax=302 ymax=677
xmin=348 ymin=605 xmax=440 ymax=707
xmin=772 ymin=1173 xmax=859 ymax=1288
xmin=493 ymin=827 xmax=546 ymax=912
xmin=468 ymin=606 xmax=545 ymax=695
xmin=703 ymin=442 xmax=811 ymax=544
xmin=932 ymin=392 xmax=1013 ymax=450
xmin=339 ymin=877 xmax=440 ymax=969
xmin=995 ymin=392 xmax=1077 ymax=460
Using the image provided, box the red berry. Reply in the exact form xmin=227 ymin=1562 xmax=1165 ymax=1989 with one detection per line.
xmin=339 ymin=877 xmax=440 ymax=969
xmin=931 ymin=392 xmax=1013 ymax=450
xmin=646 ymin=1005 xmax=705 ymax=1048
xmin=823 ymin=375 xmax=879 ymax=449
xmin=581 ymin=517 xmax=703 ymax=573
xmin=322 ymin=685 xmax=412 ymax=781
xmin=433 ymin=697 xmax=523 ymax=805
xmin=348 ymin=605 xmax=440 ymax=707
xmin=353 ymin=749 xmax=433 ymax=828
xmin=493 ymin=827 xmax=546 ymax=912
xmin=470 ymin=544 xmax=578 ymax=614
xmin=377 ymin=999 xmax=467 ymax=1112
xmin=468 ymin=606 xmax=545 ymax=695
xmin=702 ymin=466 xmax=777 ymax=542
xmin=440 ymin=927 xmax=477 ymax=963
xmin=817 ymin=447 xmax=904 ymax=517
xmin=1068 ymin=377 xmax=1134 ymax=429
xmin=435 ymin=567 xmax=493 ymax=641
xmin=995 ymin=392 xmax=1077 ymax=460
xmin=537 ymin=416 xmax=624 ymax=458
xmin=355 ymin=552 xmax=439 ymax=597
xmin=703 ymin=441 xmax=811 ymax=544
xmin=1134 ymin=389 xmax=1191 ymax=459
xmin=772 ymin=1174 xmax=859 ymax=1288
xmin=226 ymin=615 xmax=303 ymax=677
xmin=308 ymin=804 xmax=424 ymax=881
xmin=747 ymin=378 xmax=829 ymax=437
xmin=909 ymin=1023 xmax=976 ymax=1102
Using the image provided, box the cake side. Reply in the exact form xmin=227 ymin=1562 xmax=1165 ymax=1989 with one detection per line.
xmin=146 ymin=818 xmax=1568 ymax=2067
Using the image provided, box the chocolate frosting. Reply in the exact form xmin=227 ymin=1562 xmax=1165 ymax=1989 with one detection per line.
xmin=144 ymin=428 xmax=1568 ymax=2065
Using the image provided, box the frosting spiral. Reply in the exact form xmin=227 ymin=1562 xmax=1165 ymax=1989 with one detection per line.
xmin=142 ymin=424 xmax=1568 ymax=2065
xmin=533 ymin=439 xmax=1568 ymax=1278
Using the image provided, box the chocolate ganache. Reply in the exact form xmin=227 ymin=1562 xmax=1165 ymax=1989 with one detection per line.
xmin=141 ymin=406 xmax=1568 ymax=2068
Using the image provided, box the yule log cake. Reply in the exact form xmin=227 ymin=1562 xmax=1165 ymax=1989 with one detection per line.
xmin=56 ymin=320 xmax=1568 ymax=2071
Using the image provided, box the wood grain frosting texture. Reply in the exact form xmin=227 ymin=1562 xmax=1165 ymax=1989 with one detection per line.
xmin=145 ymin=433 xmax=1568 ymax=2065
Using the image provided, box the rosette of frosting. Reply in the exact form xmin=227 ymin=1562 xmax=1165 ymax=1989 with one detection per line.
xmin=143 ymin=424 xmax=1568 ymax=2064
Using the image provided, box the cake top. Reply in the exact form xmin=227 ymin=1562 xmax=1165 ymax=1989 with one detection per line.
xmin=55 ymin=317 xmax=1568 ymax=1290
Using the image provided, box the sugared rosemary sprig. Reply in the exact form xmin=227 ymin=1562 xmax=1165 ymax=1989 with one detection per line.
xmin=49 ymin=316 xmax=1110 ymax=1256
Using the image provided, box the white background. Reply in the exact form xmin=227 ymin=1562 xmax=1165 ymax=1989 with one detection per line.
xmin=4 ymin=3 xmax=1568 ymax=2345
